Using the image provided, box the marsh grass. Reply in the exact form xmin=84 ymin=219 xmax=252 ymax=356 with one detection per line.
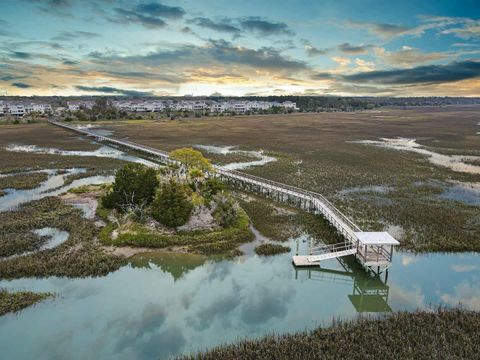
xmin=101 ymin=109 xmax=480 ymax=252
xmin=203 ymin=152 xmax=261 ymax=166
xmin=239 ymin=193 xmax=344 ymax=246
xmin=238 ymin=193 xmax=300 ymax=241
xmin=0 ymin=289 xmax=53 ymax=316
xmin=338 ymin=182 xmax=480 ymax=252
xmin=100 ymin=207 xmax=254 ymax=256
xmin=0 ymin=232 xmax=47 ymax=258
xmin=0 ymin=197 xmax=126 ymax=279
xmin=3 ymin=111 xmax=480 ymax=253
xmin=63 ymin=168 xmax=106 ymax=186
xmin=0 ymin=172 xmax=49 ymax=190
xmin=254 ymin=244 xmax=291 ymax=256
xmin=175 ymin=308 xmax=480 ymax=360
xmin=0 ymin=123 xmax=127 ymax=173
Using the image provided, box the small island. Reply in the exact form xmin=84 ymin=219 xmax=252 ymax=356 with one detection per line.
xmin=97 ymin=148 xmax=254 ymax=257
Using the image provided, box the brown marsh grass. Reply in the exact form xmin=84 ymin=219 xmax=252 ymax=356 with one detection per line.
xmin=175 ymin=308 xmax=480 ymax=360
xmin=102 ymin=107 xmax=480 ymax=252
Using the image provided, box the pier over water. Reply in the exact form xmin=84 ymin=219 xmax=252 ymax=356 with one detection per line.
xmin=50 ymin=121 xmax=399 ymax=274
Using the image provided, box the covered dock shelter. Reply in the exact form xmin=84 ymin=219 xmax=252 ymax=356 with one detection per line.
xmin=354 ymin=232 xmax=400 ymax=268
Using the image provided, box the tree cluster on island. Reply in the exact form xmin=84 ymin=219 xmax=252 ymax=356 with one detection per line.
xmin=101 ymin=148 xmax=240 ymax=231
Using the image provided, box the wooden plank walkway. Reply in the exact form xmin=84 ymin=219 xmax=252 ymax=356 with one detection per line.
xmin=49 ymin=121 xmax=398 ymax=272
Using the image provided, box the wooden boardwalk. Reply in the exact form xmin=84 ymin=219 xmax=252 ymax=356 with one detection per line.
xmin=49 ymin=121 xmax=399 ymax=273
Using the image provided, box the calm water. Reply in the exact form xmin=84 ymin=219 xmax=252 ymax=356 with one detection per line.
xmin=0 ymin=245 xmax=478 ymax=360
xmin=0 ymin=168 xmax=113 ymax=212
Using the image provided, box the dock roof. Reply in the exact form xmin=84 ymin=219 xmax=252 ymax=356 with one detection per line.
xmin=354 ymin=232 xmax=400 ymax=246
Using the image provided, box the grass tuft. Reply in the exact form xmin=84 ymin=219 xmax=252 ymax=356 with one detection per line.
xmin=254 ymin=243 xmax=291 ymax=256
xmin=0 ymin=289 xmax=53 ymax=316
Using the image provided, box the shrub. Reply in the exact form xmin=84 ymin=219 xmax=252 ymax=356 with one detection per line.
xmin=213 ymin=192 xmax=239 ymax=228
xmin=151 ymin=180 xmax=193 ymax=228
xmin=202 ymin=177 xmax=226 ymax=200
xmin=102 ymin=163 xmax=159 ymax=211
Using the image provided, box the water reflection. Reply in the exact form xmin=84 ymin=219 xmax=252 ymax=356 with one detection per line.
xmin=294 ymin=256 xmax=391 ymax=313
xmin=0 ymin=245 xmax=479 ymax=359
xmin=130 ymin=252 xmax=207 ymax=281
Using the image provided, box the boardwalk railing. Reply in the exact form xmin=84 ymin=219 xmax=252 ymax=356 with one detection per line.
xmin=216 ymin=168 xmax=361 ymax=244
xmin=49 ymin=121 xmax=363 ymax=250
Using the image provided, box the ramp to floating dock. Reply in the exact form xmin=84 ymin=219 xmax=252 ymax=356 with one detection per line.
xmin=292 ymin=248 xmax=357 ymax=267
xmin=308 ymin=248 xmax=357 ymax=262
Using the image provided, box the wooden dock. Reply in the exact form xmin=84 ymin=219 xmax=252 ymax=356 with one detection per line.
xmin=49 ymin=121 xmax=400 ymax=273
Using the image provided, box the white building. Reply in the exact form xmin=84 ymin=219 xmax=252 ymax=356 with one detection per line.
xmin=95 ymin=99 xmax=297 ymax=114
xmin=67 ymin=101 xmax=94 ymax=111
xmin=280 ymin=101 xmax=297 ymax=110
xmin=25 ymin=103 xmax=52 ymax=114
xmin=6 ymin=104 xmax=26 ymax=116
xmin=193 ymin=101 xmax=207 ymax=111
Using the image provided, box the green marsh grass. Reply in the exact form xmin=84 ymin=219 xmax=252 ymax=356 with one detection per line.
xmin=254 ymin=243 xmax=291 ymax=256
xmin=0 ymin=172 xmax=49 ymax=190
xmin=0 ymin=197 xmax=126 ymax=279
xmin=0 ymin=289 xmax=53 ymax=316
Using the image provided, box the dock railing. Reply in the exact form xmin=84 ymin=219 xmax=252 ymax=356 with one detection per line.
xmin=50 ymin=120 xmax=362 ymax=248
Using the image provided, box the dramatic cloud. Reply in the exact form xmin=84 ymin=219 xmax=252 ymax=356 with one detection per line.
xmin=301 ymin=40 xmax=330 ymax=56
xmin=22 ymin=0 xmax=74 ymax=16
xmin=191 ymin=17 xmax=241 ymax=35
xmin=10 ymin=51 xmax=32 ymax=59
xmin=4 ymin=1 xmax=480 ymax=96
xmin=304 ymin=45 xmax=329 ymax=56
xmin=311 ymin=72 xmax=335 ymax=80
xmin=111 ymin=2 xmax=185 ymax=28
xmin=11 ymin=82 xmax=32 ymax=88
xmin=347 ymin=16 xmax=480 ymax=41
xmin=0 ymin=75 xmax=19 ymax=81
xmin=346 ymin=20 xmax=412 ymax=39
xmin=421 ymin=15 xmax=480 ymax=40
xmin=342 ymin=60 xmax=480 ymax=85
xmin=90 ymin=39 xmax=308 ymax=72
xmin=338 ymin=42 xmax=372 ymax=54
xmin=135 ymin=2 xmax=185 ymax=19
xmin=52 ymin=30 xmax=100 ymax=41
xmin=374 ymin=46 xmax=447 ymax=67
xmin=24 ymin=0 xmax=71 ymax=6
xmin=75 ymin=85 xmax=154 ymax=96
xmin=240 ymin=17 xmax=294 ymax=36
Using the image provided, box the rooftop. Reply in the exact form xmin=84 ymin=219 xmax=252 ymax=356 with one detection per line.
xmin=354 ymin=232 xmax=400 ymax=246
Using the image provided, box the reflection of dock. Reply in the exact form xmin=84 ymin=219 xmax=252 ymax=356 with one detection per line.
xmin=292 ymin=232 xmax=399 ymax=274
xmin=294 ymin=257 xmax=391 ymax=313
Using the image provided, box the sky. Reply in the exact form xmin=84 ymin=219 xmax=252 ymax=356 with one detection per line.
xmin=0 ymin=0 xmax=479 ymax=97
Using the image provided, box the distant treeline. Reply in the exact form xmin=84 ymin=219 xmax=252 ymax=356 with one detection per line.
xmin=236 ymin=96 xmax=480 ymax=111
xmin=3 ymin=95 xmax=480 ymax=113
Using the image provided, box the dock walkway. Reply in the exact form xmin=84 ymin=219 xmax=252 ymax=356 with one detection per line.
xmin=49 ymin=121 xmax=399 ymax=273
